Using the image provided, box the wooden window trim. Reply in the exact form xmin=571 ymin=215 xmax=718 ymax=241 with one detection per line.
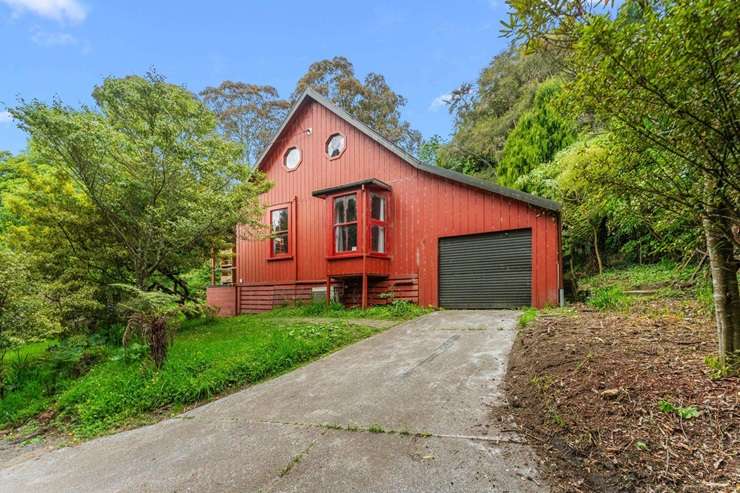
xmin=331 ymin=192 xmax=359 ymax=256
xmin=326 ymin=132 xmax=347 ymax=161
xmin=268 ymin=202 xmax=294 ymax=260
xmin=367 ymin=191 xmax=389 ymax=256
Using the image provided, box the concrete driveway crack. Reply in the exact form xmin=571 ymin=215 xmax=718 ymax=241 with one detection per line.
xmin=278 ymin=440 xmax=317 ymax=478
xmin=224 ymin=418 xmax=526 ymax=445
xmin=400 ymin=334 xmax=460 ymax=378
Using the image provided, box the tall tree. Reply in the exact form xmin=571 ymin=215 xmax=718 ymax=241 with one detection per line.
xmin=200 ymin=82 xmax=290 ymax=166
xmin=440 ymin=45 xmax=562 ymax=175
xmin=498 ymin=78 xmax=577 ymax=189
xmin=11 ymin=73 xmax=269 ymax=293
xmin=293 ymin=56 xmax=422 ymax=155
xmin=505 ymin=0 xmax=740 ymax=368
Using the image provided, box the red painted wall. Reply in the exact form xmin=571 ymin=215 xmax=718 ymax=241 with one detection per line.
xmin=206 ymin=286 xmax=237 ymax=317
xmin=233 ymin=99 xmax=561 ymax=309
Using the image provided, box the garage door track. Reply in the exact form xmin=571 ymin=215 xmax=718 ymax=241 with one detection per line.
xmin=1 ymin=310 xmax=545 ymax=492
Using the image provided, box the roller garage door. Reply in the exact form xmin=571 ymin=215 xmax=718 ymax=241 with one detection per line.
xmin=438 ymin=229 xmax=532 ymax=309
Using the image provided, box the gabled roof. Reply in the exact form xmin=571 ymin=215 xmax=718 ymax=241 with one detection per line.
xmin=256 ymin=88 xmax=561 ymax=212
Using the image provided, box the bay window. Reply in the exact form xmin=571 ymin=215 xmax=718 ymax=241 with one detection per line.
xmin=316 ymin=179 xmax=391 ymax=259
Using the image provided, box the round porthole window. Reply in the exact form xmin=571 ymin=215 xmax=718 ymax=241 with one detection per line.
xmin=326 ymin=133 xmax=346 ymax=159
xmin=284 ymin=147 xmax=301 ymax=170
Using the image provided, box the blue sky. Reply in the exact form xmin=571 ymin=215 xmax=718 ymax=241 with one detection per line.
xmin=0 ymin=0 xmax=513 ymax=154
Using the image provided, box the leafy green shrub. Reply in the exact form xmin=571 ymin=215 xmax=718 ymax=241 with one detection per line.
xmin=109 ymin=342 xmax=149 ymax=364
xmin=704 ymin=354 xmax=737 ymax=379
xmin=47 ymin=336 xmax=109 ymax=378
xmin=376 ymin=300 xmax=429 ymax=319
xmin=518 ymin=307 xmax=538 ymax=328
xmin=587 ymin=286 xmax=629 ymax=310
xmin=658 ymin=399 xmax=699 ymax=420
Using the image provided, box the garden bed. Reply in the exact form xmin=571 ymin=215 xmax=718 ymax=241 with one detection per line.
xmin=499 ymin=268 xmax=739 ymax=491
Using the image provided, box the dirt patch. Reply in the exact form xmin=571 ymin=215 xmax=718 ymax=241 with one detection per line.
xmin=499 ymin=299 xmax=739 ymax=492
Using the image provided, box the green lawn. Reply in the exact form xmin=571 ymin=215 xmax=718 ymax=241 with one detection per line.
xmin=1 ymin=313 xmax=386 ymax=439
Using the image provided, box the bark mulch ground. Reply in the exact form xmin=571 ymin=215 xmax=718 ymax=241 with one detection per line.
xmin=497 ymin=298 xmax=739 ymax=492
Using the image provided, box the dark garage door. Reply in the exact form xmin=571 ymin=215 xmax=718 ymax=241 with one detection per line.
xmin=439 ymin=229 xmax=532 ymax=309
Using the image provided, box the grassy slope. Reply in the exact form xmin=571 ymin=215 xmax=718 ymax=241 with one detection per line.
xmin=1 ymin=304 xmax=423 ymax=439
xmin=581 ymin=261 xmax=713 ymax=311
xmin=1 ymin=340 xmax=55 ymax=363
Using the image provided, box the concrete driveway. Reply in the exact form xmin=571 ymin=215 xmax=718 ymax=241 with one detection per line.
xmin=1 ymin=310 xmax=545 ymax=492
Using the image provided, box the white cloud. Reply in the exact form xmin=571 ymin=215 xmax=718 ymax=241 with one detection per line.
xmin=1 ymin=0 xmax=87 ymax=23
xmin=429 ymin=93 xmax=452 ymax=112
xmin=0 ymin=111 xmax=13 ymax=124
xmin=29 ymin=27 xmax=91 ymax=53
xmin=31 ymin=29 xmax=76 ymax=45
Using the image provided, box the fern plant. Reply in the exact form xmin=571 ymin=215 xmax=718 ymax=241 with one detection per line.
xmin=114 ymin=285 xmax=180 ymax=368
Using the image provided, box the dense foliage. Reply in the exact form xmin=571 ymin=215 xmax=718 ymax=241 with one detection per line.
xmin=439 ymin=46 xmax=563 ymax=177
xmin=11 ymin=73 xmax=269 ymax=292
xmin=1 ymin=73 xmax=269 ymax=372
xmin=498 ymin=78 xmax=577 ymax=188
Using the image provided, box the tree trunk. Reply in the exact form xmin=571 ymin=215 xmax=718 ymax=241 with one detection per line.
xmin=703 ymin=215 xmax=740 ymax=369
xmin=593 ymin=226 xmax=603 ymax=275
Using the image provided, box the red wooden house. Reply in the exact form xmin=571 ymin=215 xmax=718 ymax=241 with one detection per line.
xmin=207 ymin=89 xmax=562 ymax=315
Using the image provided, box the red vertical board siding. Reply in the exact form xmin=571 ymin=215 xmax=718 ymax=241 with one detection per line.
xmin=232 ymin=98 xmax=560 ymax=310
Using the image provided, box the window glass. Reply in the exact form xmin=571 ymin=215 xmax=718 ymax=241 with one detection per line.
xmin=334 ymin=199 xmax=345 ymax=224
xmin=271 ymin=208 xmax=288 ymax=232
xmin=371 ymin=194 xmax=385 ymax=220
xmin=333 ymin=194 xmax=358 ymax=253
xmin=346 ymin=195 xmax=356 ymax=221
xmin=272 ymin=234 xmax=288 ymax=255
xmin=284 ymin=147 xmax=301 ymax=170
xmin=326 ymin=133 xmax=346 ymax=158
xmin=335 ymin=225 xmax=358 ymax=252
xmin=334 ymin=194 xmax=356 ymax=223
xmin=371 ymin=225 xmax=385 ymax=253
xmin=271 ymin=208 xmax=289 ymax=255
